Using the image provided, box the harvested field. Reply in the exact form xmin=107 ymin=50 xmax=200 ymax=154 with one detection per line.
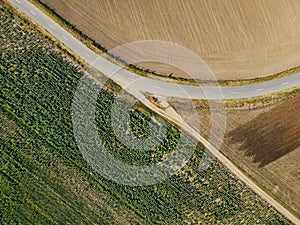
xmin=40 ymin=0 xmax=300 ymax=80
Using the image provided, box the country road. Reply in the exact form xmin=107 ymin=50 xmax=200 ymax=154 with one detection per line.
xmin=8 ymin=0 xmax=300 ymax=101
xmin=8 ymin=0 xmax=300 ymax=224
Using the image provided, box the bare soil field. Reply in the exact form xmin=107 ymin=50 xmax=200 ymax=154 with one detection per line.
xmin=41 ymin=0 xmax=300 ymax=80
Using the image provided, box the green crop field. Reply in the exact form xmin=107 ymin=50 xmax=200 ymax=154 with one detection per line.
xmin=0 ymin=2 xmax=292 ymax=224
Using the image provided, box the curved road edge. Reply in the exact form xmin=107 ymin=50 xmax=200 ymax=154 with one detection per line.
xmin=8 ymin=0 xmax=300 ymax=101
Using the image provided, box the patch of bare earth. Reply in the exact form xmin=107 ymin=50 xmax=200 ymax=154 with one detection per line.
xmin=228 ymin=95 xmax=300 ymax=167
xmin=41 ymin=0 xmax=300 ymax=80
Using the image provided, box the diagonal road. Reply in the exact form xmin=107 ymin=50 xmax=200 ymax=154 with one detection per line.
xmin=8 ymin=0 xmax=300 ymax=224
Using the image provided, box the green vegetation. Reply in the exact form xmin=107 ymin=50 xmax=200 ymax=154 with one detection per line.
xmin=0 ymin=3 xmax=292 ymax=224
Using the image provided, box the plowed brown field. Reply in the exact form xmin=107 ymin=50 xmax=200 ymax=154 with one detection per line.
xmin=228 ymin=95 xmax=300 ymax=167
xmin=224 ymin=95 xmax=300 ymax=215
xmin=41 ymin=0 xmax=300 ymax=80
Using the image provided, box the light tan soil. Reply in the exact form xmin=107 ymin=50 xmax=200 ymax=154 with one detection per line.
xmin=41 ymin=0 xmax=300 ymax=80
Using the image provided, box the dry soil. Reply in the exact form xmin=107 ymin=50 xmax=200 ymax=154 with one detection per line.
xmin=41 ymin=0 xmax=300 ymax=80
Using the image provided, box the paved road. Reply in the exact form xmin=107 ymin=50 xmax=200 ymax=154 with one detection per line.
xmin=8 ymin=0 xmax=300 ymax=101
xmin=8 ymin=0 xmax=300 ymax=224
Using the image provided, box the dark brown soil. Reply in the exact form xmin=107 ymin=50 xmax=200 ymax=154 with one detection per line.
xmin=228 ymin=95 xmax=300 ymax=167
